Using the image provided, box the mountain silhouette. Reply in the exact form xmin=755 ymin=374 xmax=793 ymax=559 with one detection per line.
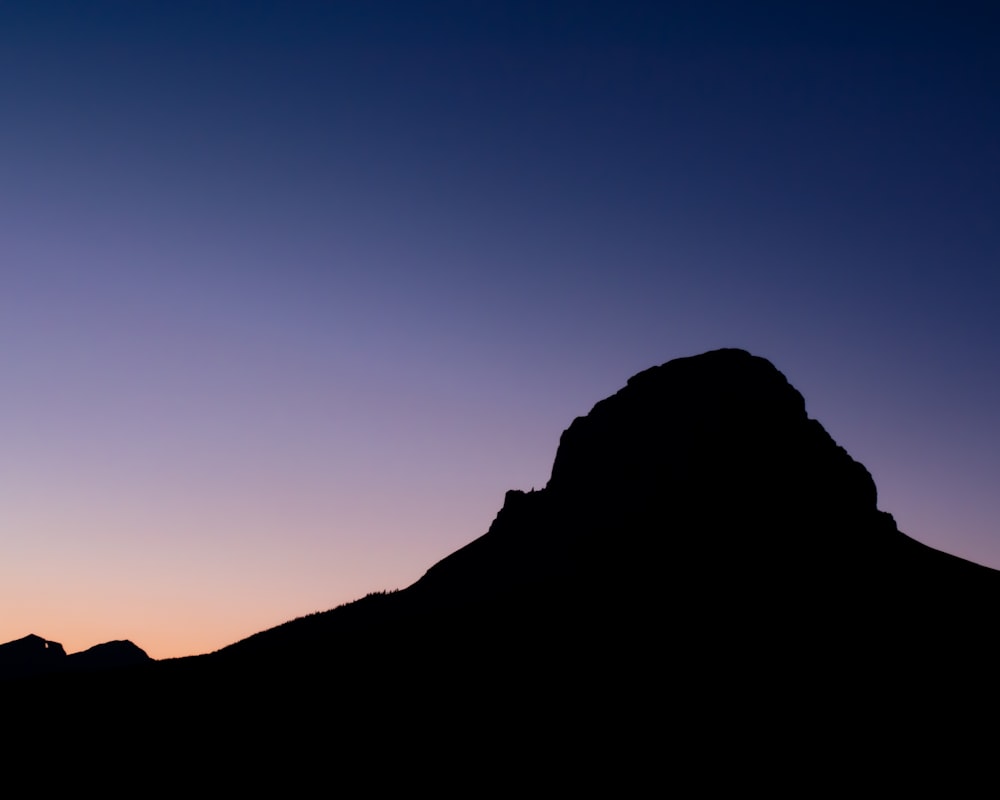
xmin=207 ymin=348 xmax=999 ymax=669
xmin=6 ymin=348 xmax=997 ymax=779
xmin=0 ymin=633 xmax=150 ymax=680
xmin=0 ymin=634 xmax=67 ymax=680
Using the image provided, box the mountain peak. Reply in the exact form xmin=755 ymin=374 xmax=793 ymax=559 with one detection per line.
xmin=546 ymin=347 xmax=874 ymax=516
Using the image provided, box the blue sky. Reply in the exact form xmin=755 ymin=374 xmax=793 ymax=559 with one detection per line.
xmin=1 ymin=1 xmax=998 ymax=657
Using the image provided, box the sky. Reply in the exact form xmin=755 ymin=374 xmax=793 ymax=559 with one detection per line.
xmin=2 ymin=1 xmax=998 ymax=659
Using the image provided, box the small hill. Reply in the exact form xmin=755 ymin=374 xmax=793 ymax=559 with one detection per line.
xmin=0 ymin=633 xmax=149 ymax=680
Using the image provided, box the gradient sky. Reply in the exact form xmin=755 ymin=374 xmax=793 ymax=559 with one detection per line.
xmin=2 ymin=1 xmax=998 ymax=659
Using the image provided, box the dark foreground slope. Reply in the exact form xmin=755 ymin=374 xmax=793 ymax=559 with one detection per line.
xmin=9 ymin=349 xmax=1000 ymax=776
